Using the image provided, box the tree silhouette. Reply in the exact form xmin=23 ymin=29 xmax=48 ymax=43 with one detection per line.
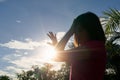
xmin=103 ymin=8 xmax=120 ymax=80
xmin=16 ymin=63 xmax=70 ymax=80
xmin=0 ymin=75 xmax=10 ymax=80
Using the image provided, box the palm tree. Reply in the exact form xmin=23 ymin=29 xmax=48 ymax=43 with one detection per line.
xmin=105 ymin=34 xmax=120 ymax=80
xmin=103 ymin=8 xmax=120 ymax=80
xmin=103 ymin=8 xmax=120 ymax=36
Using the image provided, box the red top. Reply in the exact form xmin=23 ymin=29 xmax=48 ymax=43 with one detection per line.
xmin=69 ymin=41 xmax=106 ymax=80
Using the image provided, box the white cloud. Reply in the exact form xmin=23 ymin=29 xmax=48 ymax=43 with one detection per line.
xmin=1 ymin=47 xmax=47 ymax=78
xmin=0 ymin=70 xmax=9 ymax=75
xmin=56 ymin=32 xmax=65 ymax=40
xmin=16 ymin=20 xmax=21 ymax=23
xmin=1 ymin=38 xmax=54 ymax=74
xmin=0 ymin=34 xmax=67 ymax=78
xmin=0 ymin=70 xmax=14 ymax=78
xmin=10 ymin=52 xmax=62 ymax=71
xmin=6 ymin=66 xmax=22 ymax=73
xmin=2 ymin=45 xmax=61 ymax=75
xmin=0 ymin=32 xmax=66 ymax=50
xmin=0 ymin=68 xmax=20 ymax=79
xmin=10 ymin=48 xmax=49 ymax=69
xmin=1 ymin=32 xmax=69 ymax=70
xmin=0 ymin=39 xmax=47 ymax=50
xmin=11 ymin=56 xmax=40 ymax=69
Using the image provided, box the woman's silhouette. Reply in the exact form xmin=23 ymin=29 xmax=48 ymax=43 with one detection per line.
xmin=47 ymin=12 xmax=106 ymax=80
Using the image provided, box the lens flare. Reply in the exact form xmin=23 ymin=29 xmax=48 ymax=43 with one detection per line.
xmin=40 ymin=45 xmax=56 ymax=62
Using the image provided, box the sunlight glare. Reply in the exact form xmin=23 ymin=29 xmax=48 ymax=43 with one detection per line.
xmin=40 ymin=45 xmax=56 ymax=62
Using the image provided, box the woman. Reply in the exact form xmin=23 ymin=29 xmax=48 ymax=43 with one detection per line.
xmin=47 ymin=12 xmax=106 ymax=80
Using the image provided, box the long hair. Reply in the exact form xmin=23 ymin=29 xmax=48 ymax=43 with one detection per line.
xmin=73 ymin=12 xmax=106 ymax=47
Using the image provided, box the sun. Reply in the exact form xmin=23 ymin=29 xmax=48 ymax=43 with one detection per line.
xmin=40 ymin=45 xmax=57 ymax=62
xmin=35 ymin=44 xmax=63 ymax=71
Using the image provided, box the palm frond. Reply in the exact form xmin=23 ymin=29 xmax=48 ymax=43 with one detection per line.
xmin=103 ymin=8 xmax=120 ymax=35
xmin=109 ymin=34 xmax=120 ymax=43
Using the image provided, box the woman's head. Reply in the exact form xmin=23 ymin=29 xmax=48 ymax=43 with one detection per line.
xmin=73 ymin=12 xmax=106 ymax=47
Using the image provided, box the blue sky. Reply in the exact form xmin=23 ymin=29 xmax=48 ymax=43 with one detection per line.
xmin=0 ymin=0 xmax=120 ymax=78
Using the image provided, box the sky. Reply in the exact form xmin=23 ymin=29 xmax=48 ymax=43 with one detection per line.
xmin=0 ymin=0 xmax=120 ymax=79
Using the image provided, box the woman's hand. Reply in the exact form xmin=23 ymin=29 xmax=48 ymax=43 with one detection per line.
xmin=47 ymin=32 xmax=57 ymax=46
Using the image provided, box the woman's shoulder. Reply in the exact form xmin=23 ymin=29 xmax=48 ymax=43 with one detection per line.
xmin=69 ymin=40 xmax=105 ymax=54
xmin=77 ymin=40 xmax=106 ymax=54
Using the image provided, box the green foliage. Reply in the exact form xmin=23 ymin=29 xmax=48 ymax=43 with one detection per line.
xmin=16 ymin=63 xmax=70 ymax=80
xmin=103 ymin=8 xmax=120 ymax=80
xmin=0 ymin=75 xmax=10 ymax=80
xmin=103 ymin=8 xmax=120 ymax=35
xmin=16 ymin=70 xmax=35 ymax=80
